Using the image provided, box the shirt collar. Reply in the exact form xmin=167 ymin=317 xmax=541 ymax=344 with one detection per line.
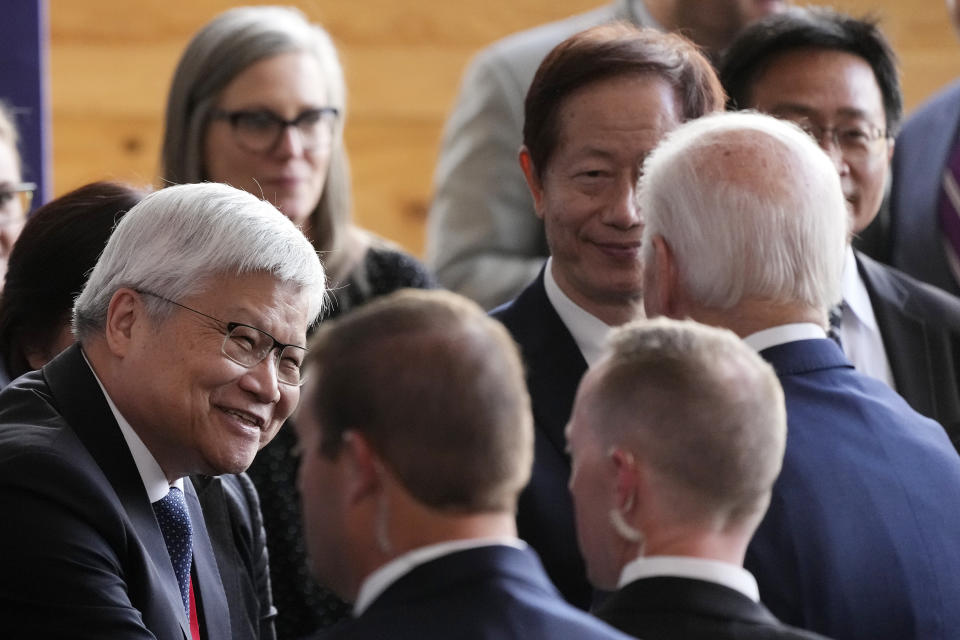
xmin=353 ymin=537 xmax=526 ymax=615
xmin=841 ymin=246 xmax=878 ymax=331
xmin=743 ymin=323 xmax=826 ymax=352
xmin=82 ymin=349 xmax=183 ymax=502
xmin=543 ymin=258 xmax=614 ymax=367
xmin=618 ymin=555 xmax=760 ymax=601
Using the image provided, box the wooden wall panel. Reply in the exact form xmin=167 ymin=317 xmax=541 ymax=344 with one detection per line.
xmin=49 ymin=1 xmax=960 ymax=256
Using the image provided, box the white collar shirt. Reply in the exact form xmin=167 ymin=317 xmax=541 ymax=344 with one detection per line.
xmin=840 ymin=247 xmax=896 ymax=389
xmin=743 ymin=323 xmax=826 ymax=352
xmin=353 ymin=537 xmax=526 ymax=616
xmin=618 ymin=555 xmax=760 ymax=602
xmin=543 ymin=257 xmax=614 ymax=368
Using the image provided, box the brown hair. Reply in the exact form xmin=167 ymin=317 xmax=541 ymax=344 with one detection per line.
xmin=591 ymin=317 xmax=786 ymax=526
xmin=305 ymin=289 xmax=533 ymax=513
xmin=523 ymin=22 xmax=725 ymax=176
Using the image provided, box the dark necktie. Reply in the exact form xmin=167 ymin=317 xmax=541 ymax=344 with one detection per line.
xmin=153 ymin=486 xmax=193 ymax=617
xmin=828 ymin=303 xmax=844 ymax=350
xmin=939 ymin=136 xmax=960 ymax=285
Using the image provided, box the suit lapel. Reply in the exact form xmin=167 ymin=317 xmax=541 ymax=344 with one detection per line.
xmin=186 ymin=478 xmax=232 ymax=639
xmin=43 ymin=344 xmax=191 ymax=638
xmin=856 ymin=253 xmax=937 ymax=417
xmin=496 ymin=271 xmax=588 ymax=459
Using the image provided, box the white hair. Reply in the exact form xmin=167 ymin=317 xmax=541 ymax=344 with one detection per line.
xmin=72 ymin=182 xmax=325 ymax=340
xmin=639 ymin=111 xmax=848 ymax=311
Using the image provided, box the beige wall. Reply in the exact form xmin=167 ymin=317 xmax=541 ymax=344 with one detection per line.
xmin=49 ymin=1 xmax=960 ymax=256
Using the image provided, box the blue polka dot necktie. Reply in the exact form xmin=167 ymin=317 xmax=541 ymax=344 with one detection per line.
xmin=153 ymin=486 xmax=193 ymax=617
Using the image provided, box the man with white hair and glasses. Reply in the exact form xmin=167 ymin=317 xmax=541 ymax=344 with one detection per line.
xmin=0 ymin=182 xmax=325 ymax=640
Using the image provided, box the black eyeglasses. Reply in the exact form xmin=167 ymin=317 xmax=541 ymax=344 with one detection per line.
xmin=788 ymin=118 xmax=888 ymax=163
xmin=139 ymin=290 xmax=308 ymax=386
xmin=0 ymin=181 xmax=36 ymax=225
xmin=211 ymin=107 xmax=339 ymax=153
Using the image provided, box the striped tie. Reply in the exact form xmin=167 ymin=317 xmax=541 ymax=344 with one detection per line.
xmin=939 ymin=138 xmax=960 ymax=284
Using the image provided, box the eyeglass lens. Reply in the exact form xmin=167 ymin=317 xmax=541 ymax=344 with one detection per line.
xmin=223 ymin=323 xmax=307 ymax=386
xmin=225 ymin=108 xmax=337 ymax=153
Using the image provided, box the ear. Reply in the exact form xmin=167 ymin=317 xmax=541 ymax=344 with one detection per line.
xmin=103 ymin=288 xmax=143 ymax=358
xmin=885 ymin=137 xmax=895 ymax=164
xmin=646 ymin=234 xmax=681 ymax=319
xmin=519 ymin=146 xmax=546 ymax=220
xmin=341 ymin=430 xmax=384 ymax=506
xmin=609 ymin=447 xmax=639 ymax=512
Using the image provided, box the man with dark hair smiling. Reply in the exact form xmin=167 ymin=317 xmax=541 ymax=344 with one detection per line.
xmin=492 ymin=22 xmax=725 ymax=609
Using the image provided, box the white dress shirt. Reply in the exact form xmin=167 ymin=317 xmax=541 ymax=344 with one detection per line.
xmin=83 ymin=349 xmax=183 ymax=501
xmin=618 ymin=555 xmax=760 ymax=601
xmin=840 ymin=247 xmax=896 ymax=389
xmin=353 ymin=538 xmax=526 ymax=615
xmin=743 ymin=322 xmax=826 ymax=352
xmin=543 ymin=257 xmax=614 ymax=367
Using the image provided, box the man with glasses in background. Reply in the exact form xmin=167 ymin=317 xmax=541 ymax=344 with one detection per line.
xmin=0 ymin=182 xmax=325 ymax=640
xmin=720 ymin=7 xmax=960 ymax=448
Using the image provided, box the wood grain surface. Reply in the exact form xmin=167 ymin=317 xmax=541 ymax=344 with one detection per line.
xmin=48 ymin=1 xmax=960 ymax=255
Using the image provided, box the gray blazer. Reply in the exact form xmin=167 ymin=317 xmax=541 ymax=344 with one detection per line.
xmin=425 ymin=1 xmax=645 ymax=309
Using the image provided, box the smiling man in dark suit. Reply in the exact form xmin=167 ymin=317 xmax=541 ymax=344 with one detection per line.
xmin=639 ymin=110 xmax=960 ymax=640
xmin=568 ymin=317 xmax=830 ymax=640
xmin=0 ymin=182 xmax=326 ymax=639
xmin=720 ymin=7 xmax=960 ymax=447
xmin=490 ymin=22 xmax=725 ymax=609
xmin=295 ymin=289 xmax=631 ymax=640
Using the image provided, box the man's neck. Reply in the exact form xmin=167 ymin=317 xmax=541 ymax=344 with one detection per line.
xmin=549 ymin=262 xmax=644 ymax=327
xmin=685 ymin=299 xmax=825 ymax=339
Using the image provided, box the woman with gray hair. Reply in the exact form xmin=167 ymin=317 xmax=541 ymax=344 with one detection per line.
xmin=162 ymin=7 xmax=433 ymax=637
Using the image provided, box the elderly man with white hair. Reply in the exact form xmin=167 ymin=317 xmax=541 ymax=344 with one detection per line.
xmin=0 ymin=182 xmax=325 ymax=640
xmin=639 ymin=111 xmax=960 ymax=640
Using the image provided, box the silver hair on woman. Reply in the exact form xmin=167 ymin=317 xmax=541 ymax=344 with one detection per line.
xmin=72 ymin=182 xmax=326 ymax=340
xmin=161 ymin=5 xmax=351 ymax=255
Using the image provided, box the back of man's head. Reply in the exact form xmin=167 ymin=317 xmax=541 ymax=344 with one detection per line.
xmin=639 ymin=111 xmax=848 ymax=316
xmin=600 ymin=318 xmax=785 ymax=524
xmin=306 ymin=289 xmax=533 ymax=514
xmin=568 ymin=317 xmax=786 ymax=588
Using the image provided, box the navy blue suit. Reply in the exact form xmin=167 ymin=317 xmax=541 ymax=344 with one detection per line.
xmin=0 ymin=344 xmax=276 ymax=639
xmin=598 ymin=576 xmax=831 ymax=640
xmin=746 ymin=337 xmax=960 ymax=640
xmin=857 ymin=252 xmax=960 ymax=447
xmin=491 ymin=269 xmax=592 ymax=609
xmin=889 ymin=79 xmax=960 ymax=297
xmin=317 ymin=545 xmax=631 ymax=640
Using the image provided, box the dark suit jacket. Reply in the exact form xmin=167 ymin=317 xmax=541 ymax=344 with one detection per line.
xmin=598 ymin=576 xmax=830 ymax=640
xmin=889 ymin=79 xmax=960 ymax=297
xmin=746 ymin=338 xmax=960 ymax=640
xmin=0 ymin=344 xmax=276 ymax=639
xmin=491 ymin=269 xmax=592 ymax=609
xmin=317 ymin=545 xmax=631 ymax=640
xmin=857 ymin=251 xmax=960 ymax=446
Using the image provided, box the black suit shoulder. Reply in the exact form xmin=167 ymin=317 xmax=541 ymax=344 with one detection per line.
xmin=598 ymin=577 xmax=831 ymax=640
xmin=857 ymin=252 xmax=960 ymax=443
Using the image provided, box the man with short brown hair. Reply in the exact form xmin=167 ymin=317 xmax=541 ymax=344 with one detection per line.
xmin=296 ymin=289 xmax=631 ymax=640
